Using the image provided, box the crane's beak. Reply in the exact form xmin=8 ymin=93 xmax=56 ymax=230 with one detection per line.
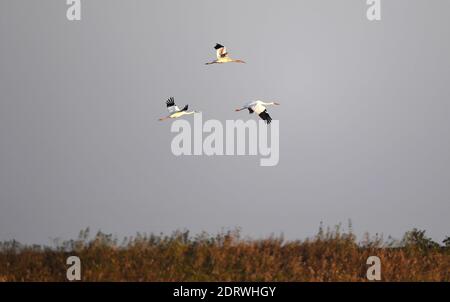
xmin=274 ymin=102 xmax=280 ymax=105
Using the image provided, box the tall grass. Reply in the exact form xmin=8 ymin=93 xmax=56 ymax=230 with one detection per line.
xmin=0 ymin=225 xmax=449 ymax=281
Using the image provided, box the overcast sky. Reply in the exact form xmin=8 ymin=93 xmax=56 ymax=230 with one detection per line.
xmin=1 ymin=0 xmax=449 ymax=244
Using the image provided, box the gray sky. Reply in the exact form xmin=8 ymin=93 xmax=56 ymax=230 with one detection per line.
xmin=1 ymin=0 xmax=449 ymax=244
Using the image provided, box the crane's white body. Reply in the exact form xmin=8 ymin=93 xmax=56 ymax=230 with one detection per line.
xmin=169 ymin=111 xmax=195 ymax=119
xmin=244 ymin=101 xmax=270 ymax=114
xmin=242 ymin=101 xmax=277 ymax=113
xmin=167 ymin=104 xmax=181 ymax=114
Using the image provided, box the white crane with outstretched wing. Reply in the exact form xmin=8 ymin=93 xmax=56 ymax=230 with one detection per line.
xmin=205 ymin=43 xmax=246 ymax=65
xmin=235 ymin=100 xmax=280 ymax=124
xmin=159 ymin=97 xmax=198 ymax=121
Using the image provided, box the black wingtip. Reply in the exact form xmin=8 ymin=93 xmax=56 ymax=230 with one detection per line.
xmin=259 ymin=110 xmax=272 ymax=124
xmin=166 ymin=97 xmax=175 ymax=107
xmin=214 ymin=43 xmax=224 ymax=49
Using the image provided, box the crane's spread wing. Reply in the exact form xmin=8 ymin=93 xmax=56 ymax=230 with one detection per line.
xmin=166 ymin=97 xmax=180 ymax=113
xmin=259 ymin=109 xmax=272 ymax=124
xmin=214 ymin=43 xmax=228 ymax=59
xmin=166 ymin=97 xmax=175 ymax=107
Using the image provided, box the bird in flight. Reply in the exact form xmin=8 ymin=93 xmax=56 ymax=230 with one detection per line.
xmin=205 ymin=43 xmax=246 ymax=65
xmin=235 ymin=100 xmax=280 ymax=124
xmin=158 ymin=97 xmax=198 ymax=121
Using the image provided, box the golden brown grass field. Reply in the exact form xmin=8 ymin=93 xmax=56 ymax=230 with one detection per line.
xmin=1 ymin=225 xmax=449 ymax=281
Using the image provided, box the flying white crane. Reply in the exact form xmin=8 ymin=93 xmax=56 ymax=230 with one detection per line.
xmin=235 ymin=100 xmax=280 ymax=124
xmin=205 ymin=43 xmax=246 ymax=65
xmin=158 ymin=97 xmax=198 ymax=121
